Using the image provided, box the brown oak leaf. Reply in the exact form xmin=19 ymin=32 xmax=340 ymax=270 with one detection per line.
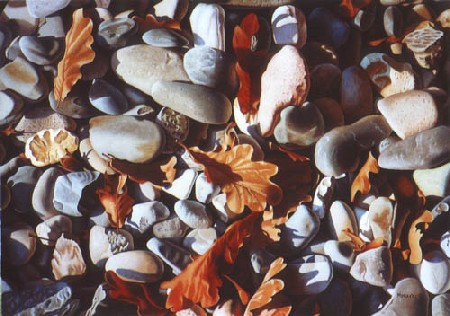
xmin=244 ymin=258 xmax=291 ymax=316
xmin=96 ymin=174 xmax=134 ymax=228
xmin=133 ymin=14 xmax=181 ymax=34
xmin=408 ymin=210 xmax=433 ymax=264
xmin=351 ymin=152 xmax=379 ymax=202
xmin=54 ymin=9 xmax=95 ymax=103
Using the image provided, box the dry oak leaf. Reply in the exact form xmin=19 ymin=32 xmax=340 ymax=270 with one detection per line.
xmin=162 ymin=212 xmax=281 ymax=311
xmin=133 ymin=14 xmax=181 ymax=34
xmin=233 ymin=13 xmax=270 ymax=115
xmin=343 ymin=228 xmax=385 ymax=253
xmin=351 ymin=152 xmax=379 ymax=202
xmin=244 ymin=257 xmax=291 ymax=316
xmin=54 ymin=9 xmax=95 ymax=103
xmin=183 ymin=143 xmax=283 ymax=214
xmin=96 ymin=174 xmax=135 ymax=228
xmin=408 ymin=210 xmax=433 ymax=264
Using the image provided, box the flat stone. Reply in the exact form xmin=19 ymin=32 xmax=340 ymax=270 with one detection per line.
xmin=361 ymin=53 xmax=415 ymax=98
xmin=0 ymin=57 xmax=48 ymax=101
xmin=433 ymin=293 xmax=450 ymax=316
xmin=153 ymin=216 xmax=190 ymax=238
xmin=378 ymin=126 xmax=450 ymax=170
xmin=32 ymin=167 xmax=64 ymax=220
xmin=89 ymin=115 xmax=165 ymax=164
xmin=98 ymin=18 xmax=137 ymax=49
xmin=111 ymin=44 xmax=189 ymax=97
xmin=328 ymin=201 xmax=358 ymax=242
xmin=152 ymin=81 xmax=232 ymax=124
xmin=373 ymin=278 xmax=428 ymax=316
xmin=190 ymin=3 xmax=225 ymax=51
xmin=5 ymin=224 xmax=37 ymax=265
xmin=89 ymin=79 xmax=129 ymax=115
xmin=341 ymin=65 xmax=373 ymax=123
xmin=0 ymin=91 xmax=24 ymax=126
xmin=368 ymin=197 xmax=394 ymax=245
xmin=38 ymin=16 xmax=65 ymax=38
xmin=154 ymin=0 xmax=189 ymax=20
xmin=163 ymin=168 xmax=198 ymax=200
xmin=26 ymin=0 xmax=71 ymax=18
xmin=315 ymin=115 xmax=392 ymax=176
xmin=143 ymin=28 xmax=189 ymax=48
xmin=1 ymin=2 xmax=41 ymax=35
xmin=414 ymin=162 xmax=450 ymax=197
xmin=418 ymin=250 xmax=450 ymax=294
xmin=271 ymin=5 xmax=307 ymax=48
xmin=8 ymin=166 xmax=43 ymax=214
xmin=308 ymin=7 xmax=350 ymax=49
xmin=350 ymin=246 xmax=393 ymax=287
xmin=125 ymin=201 xmax=170 ymax=235
xmin=89 ymin=226 xmax=134 ymax=267
xmin=183 ymin=228 xmax=217 ymax=255
xmin=19 ymin=36 xmax=63 ymax=65
xmin=79 ymin=138 xmax=115 ymax=175
xmin=378 ymin=90 xmax=438 ymax=139
xmin=274 ymin=102 xmax=324 ymax=147
xmin=105 ymin=250 xmax=164 ymax=283
xmin=174 ymin=200 xmax=212 ymax=229
xmin=146 ymin=237 xmax=192 ymax=275
xmin=195 ymin=172 xmax=220 ymax=203
xmin=258 ymin=45 xmax=309 ymax=136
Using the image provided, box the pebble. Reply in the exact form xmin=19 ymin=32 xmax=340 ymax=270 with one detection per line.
xmin=318 ymin=277 xmax=352 ymax=316
xmin=284 ymin=255 xmax=333 ymax=295
xmin=79 ymin=138 xmax=116 ymax=175
xmin=152 ymin=80 xmax=232 ymax=124
xmin=0 ymin=24 xmax=11 ymax=67
xmin=360 ymin=53 xmax=415 ymax=98
xmin=350 ymin=246 xmax=393 ymax=287
xmin=89 ymin=115 xmax=165 ymax=163
xmin=133 ymin=181 xmax=159 ymax=202
xmin=2 ymin=281 xmax=73 ymax=316
xmin=2 ymin=2 xmax=41 ymax=35
xmin=315 ymin=115 xmax=392 ymax=176
xmin=49 ymin=89 xmax=98 ymax=119
xmin=195 ymin=173 xmax=220 ymax=203
xmin=52 ymin=236 xmax=86 ymax=280
xmin=36 ymin=215 xmax=72 ymax=247
xmin=19 ymin=36 xmax=63 ymax=65
xmin=153 ymin=216 xmax=190 ymax=238
xmin=0 ymin=57 xmax=48 ymax=101
xmin=125 ymin=201 xmax=170 ymax=235
xmin=154 ymin=0 xmax=189 ymax=20
xmin=312 ymin=176 xmax=335 ymax=219
xmin=146 ymin=237 xmax=192 ymax=275
xmin=26 ymin=0 xmax=71 ymax=18
xmin=105 ymin=250 xmax=164 ymax=283
xmin=190 ymin=3 xmax=225 ymax=51
xmin=323 ymin=240 xmax=355 ymax=273
xmin=340 ymin=65 xmax=373 ymax=123
xmin=8 ymin=166 xmax=43 ymax=214
xmin=143 ymin=28 xmax=189 ymax=48
xmin=5 ymin=224 xmax=37 ymax=265
xmin=183 ymin=228 xmax=217 ymax=255
xmin=212 ymin=193 xmax=239 ymax=223
xmin=308 ymin=7 xmax=350 ymax=49
xmin=414 ymin=162 xmax=450 ymax=197
xmin=98 ymin=18 xmax=137 ymax=49
xmin=183 ymin=46 xmax=234 ymax=90
xmin=53 ymin=171 xmax=100 ymax=217
xmin=271 ymin=5 xmax=307 ymax=48
xmin=89 ymin=79 xmax=129 ymax=115
xmin=373 ymin=278 xmax=428 ymax=316
xmin=273 ymin=102 xmax=324 ymax=147
xmin=38 ymin=16 xmax=65 ymax=38
xmin=163 ymin=168 xmax=198 ymax=200
xmin=157 ymin=107 xmax=190 ymax=142
xmin=313 ymin=97 xmax=344 ymax=132
xmin=81 ymin=49 xmax=110 ymax=81
xmin=403 ymin=26 xmax=444 ymax=70
xmin=111 ymin=44 xmax=189 ymax=97
xmin=441 ymin=231 xmax=450 ymax=258
xmin=378 ymin=126 xmax=450 ymax=170
xmin=384 ymin=6 xmax=403 ymax=37
xmin=418 ymin=250 xmax=450 ymax=294
xmin=258 ymin=45 xmax=309 ymax=136
xmin=215 ymin=0 xmax=295 ymax=7
xmin=89 ymin=225 xmax=134 ymax=267
xmin=353 ymin=1 xmax=377 ymax=32
xmin=368 ymin=197 xmax=394 ymax=245
xmin=32 ymin=167 xmax=64 ymax=220
xmin=328 ymin=201 xmax=358 ymax=242
xmin=309 ymin=63 xmax=341 ymax=99
xmin=433 ymin=293 xmax=450 ymax=316
xmin=378 ymin=90 xmax=438 ymax=139
xmin=438 ymin=9 xmax=450 ymax=28
xmin=0 ymin=91 xmax=24 ymax=126
xmin=174 ymin=200 xmax=212 ymax=229
xmin=5 ymin=36 xmax=25 ymax=61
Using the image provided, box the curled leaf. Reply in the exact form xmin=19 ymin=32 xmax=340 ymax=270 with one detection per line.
xmin=351 ymin=152 xmax=379 ymax=202
xmin=408 ymin=210 xmax=433 ymax=264
xmin=54 ymin=9 xmax=95 ymax=102
xmin=343 ymin=228 xmax=385 ymax=252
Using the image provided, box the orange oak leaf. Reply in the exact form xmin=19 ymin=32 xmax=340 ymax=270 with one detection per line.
xmin=233 ymin=13 xmax=269 ymax=115
xmin=183 ymin=143 xmax=282 ymax=214
xmin=244 ymin=258 xmax=291 ymax=316
xmin=96 ymin=174 xmax=134 ymax=228
xmin=408 ymin=210 xmax=433 ymax=264
xmin=343 ymin=228 xmax=385 ymax=252
xmin=351 ymin=152 xmax=379 ymax=202
xmin=133 ymin=14 xmax=181 ymax=34
xmin=54 ymin=9 xmax=95 ymax=103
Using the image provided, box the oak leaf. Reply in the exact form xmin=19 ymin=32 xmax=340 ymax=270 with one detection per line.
xmin=244 ymin=258 xmax=291 ymax=316
xmin=133 ymin=14 xmax=181 ymax=34
xmin=54 ymin=9 xmax=95 ymax=103
xmin=343 ymin=228 xmax=385 ymax=252
xmin=408 ymin=210 xmax=433 ymax=264
xmin=233 ymin=13 xmax=269 ymax=115
xmin=96 ymin=174 xmax=134 ymax=228
xmin=351 ymin=152 xmax=379 ymax=202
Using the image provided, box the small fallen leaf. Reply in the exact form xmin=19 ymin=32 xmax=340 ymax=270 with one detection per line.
xmin=96 ymin=174 xmax=134 ymax=228
xmin=351 ymin=152 xmax=379 ymax=202
xmin=54 ymin=9 xmax=95 ymax=103
xmin=244 ymin=258 xmax=291 ymax=316
xmin=133 ymin=14 xmax=181 ymax=34
xmin=60 ymin=155 xmax=84 ymax=172
xmin=0 ymin=125 xmax=17 ymax=137
xmin=408 ymin=210 xmax=433 ymax=264
xmin=343 ymin=228 xmax=385 ymax=252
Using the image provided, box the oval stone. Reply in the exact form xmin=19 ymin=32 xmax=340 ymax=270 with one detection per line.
xmin=89 ymin=79 xmax=129 ymax=115
xmin=143 ymin=28 xmax=189 ymax=48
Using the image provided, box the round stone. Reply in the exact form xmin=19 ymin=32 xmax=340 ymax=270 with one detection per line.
xmin=341 ymin=65 xmax=373 ymax=123
xmin=174 ymin=200 xmax=212 ymax=229
xmin=419 ymin=250 xmax=450 ymax=294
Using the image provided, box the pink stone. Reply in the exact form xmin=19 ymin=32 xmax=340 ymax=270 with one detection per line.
xmin=258 ymin=45 xmax=309 ymax=136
